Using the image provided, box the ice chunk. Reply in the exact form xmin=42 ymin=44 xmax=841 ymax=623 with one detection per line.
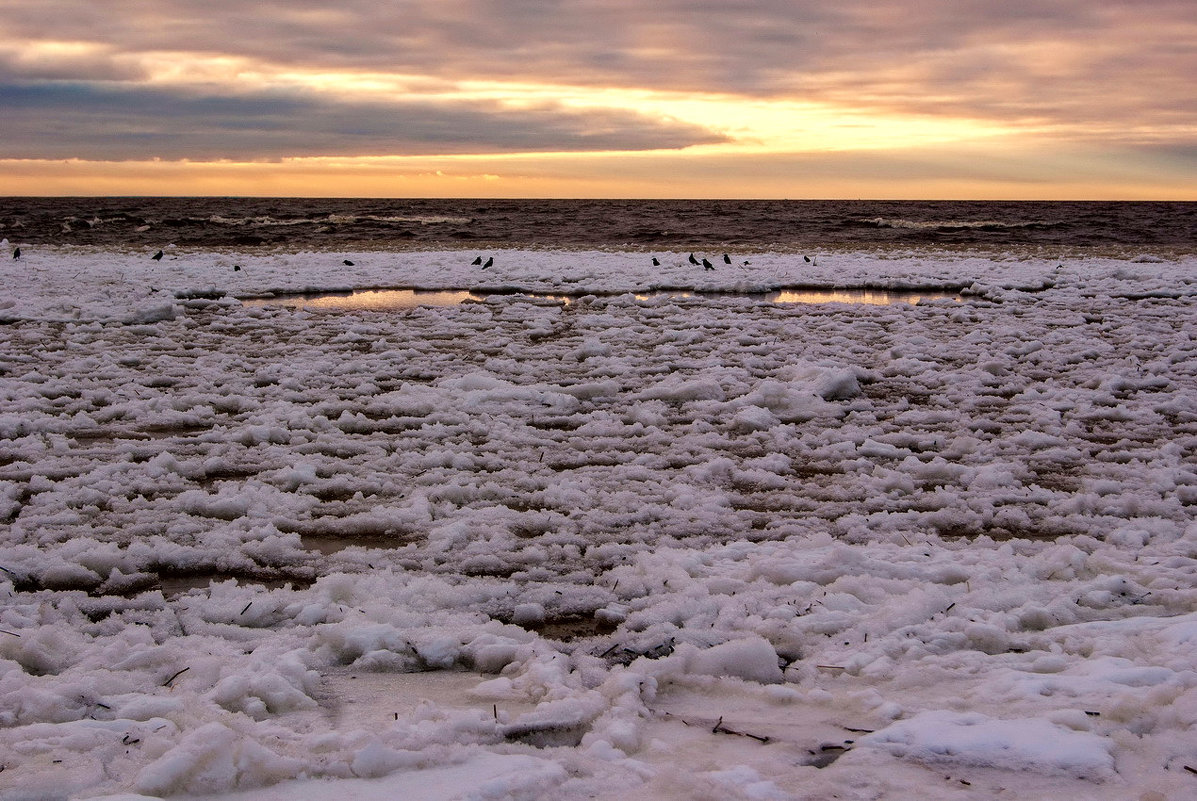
xmin=863 ymin=710 xmax=1115 ymax=779
xmin=687 ymin=636 xmax=784 ymax=684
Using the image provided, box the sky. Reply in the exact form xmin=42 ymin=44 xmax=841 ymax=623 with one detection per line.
xmin=1 ymin=1 xmax=1194 ymax=199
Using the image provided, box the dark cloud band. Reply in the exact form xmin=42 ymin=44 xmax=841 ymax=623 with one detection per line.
xmin=0 ymin=81 xmax=726 ymax=160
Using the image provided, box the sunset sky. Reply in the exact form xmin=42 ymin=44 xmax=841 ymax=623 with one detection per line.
xmin=1 ymin=1 xmax=1194 ymax=198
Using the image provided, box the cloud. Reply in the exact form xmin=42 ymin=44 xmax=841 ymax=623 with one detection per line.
xmin=0 ymin=81 xmax=727 ymax=160
xmin=0 ymin=42 xmax=146 ymax=82
xmin=0 ymin=0 xmax=1192 ymax=198
xmin=3 ymin=1 xmax=1193 ymax=131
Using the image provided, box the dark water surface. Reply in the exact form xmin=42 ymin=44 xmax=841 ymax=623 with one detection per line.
xmin=2 ymin=198 xmax=1193 ymax=254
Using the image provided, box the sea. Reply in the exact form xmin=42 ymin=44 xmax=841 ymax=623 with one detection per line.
xmin=1 ymin=198 xmax=1193 ymax=255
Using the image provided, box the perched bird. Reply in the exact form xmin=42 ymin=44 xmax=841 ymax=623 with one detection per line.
xmin=722 ymin=253 xmax=731 ymax=264
xmin=11 ymin=247 xmax=20 ymax=260
xmin=483 ymin=256 xmax=493 ymax=268
xmin=742 ymin=260 xmax=750 ymax=266
xmin=151 ymin=250 xmax=164 ymax=261
xmin=472 ymin=256 xmax=483 ymax=265
xmin=343 ymin=259 xmax=355 ymax=266
xmin=803 ymin=255 xmax=811 ymax=263
xmin=702 ymin=257 xmax=714 ymax=271
xmin=652 ymin=257 xmax=660 ymax=266
xmin=233 ymin=265 xmax=241 ymax=272
xmin=688 ymin=253 xmax=699 ymax=265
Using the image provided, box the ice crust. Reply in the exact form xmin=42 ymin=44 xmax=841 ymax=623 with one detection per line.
xmin=0 ymin=246 xmax=1195 ymax=800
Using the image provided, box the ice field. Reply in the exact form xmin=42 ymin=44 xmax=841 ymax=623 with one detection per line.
xmin=0 ymin=245 xmax=1195 ymax=800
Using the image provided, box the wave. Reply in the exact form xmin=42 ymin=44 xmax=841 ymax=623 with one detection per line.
xmin=59 ymin=214 xmax=147 ymax=230
xmin=852 ymin=217 xmax=1066 ymax=232
xmin=329 ymin=214 xmax=474 ymax=226
xmin=205 ymin=214 xmax=474 ymax=228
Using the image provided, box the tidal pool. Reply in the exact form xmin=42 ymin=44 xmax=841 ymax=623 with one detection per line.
xmin=239 ymin=286 xmax=961 ymax=310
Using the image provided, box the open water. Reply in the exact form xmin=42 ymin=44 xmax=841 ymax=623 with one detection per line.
xmin=1 ymin=198 xmax=1193 ymax=254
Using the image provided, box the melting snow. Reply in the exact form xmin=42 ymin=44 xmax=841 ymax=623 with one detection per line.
xmin=1 ymin=247 xmax=1195 ymax=800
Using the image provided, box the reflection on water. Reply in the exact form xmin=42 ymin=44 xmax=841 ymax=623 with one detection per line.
xmin=241 ymin=289 xmax=483 ymax=310
xmin=771 ymin=289 xmax=953 ymax=305
xmin=240 ymin=287 xmax=960 ymax=310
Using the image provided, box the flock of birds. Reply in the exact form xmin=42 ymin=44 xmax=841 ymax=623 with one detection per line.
xmin=471 ymin=252 xmax=744 ymax=272
xmin=469 ymin=252 xmax=817 ymax=270
xmin=7 ymin=246 xmax=819 ymax=272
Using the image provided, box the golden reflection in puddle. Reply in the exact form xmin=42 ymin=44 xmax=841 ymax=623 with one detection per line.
xmin=772 ymin=289 xmax=952 ymax=305
xmin=242 ymin=287 xmax=961 ymax=310
xmin=242 ymin=289 xmax=480 ymax=310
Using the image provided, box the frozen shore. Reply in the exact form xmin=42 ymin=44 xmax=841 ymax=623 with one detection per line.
xmin=1 ymin=246 xmax=1195 ymax=800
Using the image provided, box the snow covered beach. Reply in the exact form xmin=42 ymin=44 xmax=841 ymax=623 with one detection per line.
xmin=1 ymin=245 xmax=1195 ymax=800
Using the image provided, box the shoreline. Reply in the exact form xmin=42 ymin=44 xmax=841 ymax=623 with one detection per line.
xmin=2 ymin=246 xmax=1191 ymax=324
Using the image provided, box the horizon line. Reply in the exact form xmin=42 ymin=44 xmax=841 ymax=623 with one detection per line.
xmin=2 ymin=195 xmax=1193 ymax=203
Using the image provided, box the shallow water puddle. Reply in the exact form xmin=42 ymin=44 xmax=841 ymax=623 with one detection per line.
xmin=156 ymin=572 xmax=313 ymax=597
xmin=299 ymin=532 xmax=405 ymax=555
xmin=180 ymin=752 xmax=562 ymax=801
xmin=322 ymin=669 xmax=539 ymax=731
xmin=772 ymin=288 xmax=956 ymax=305
xmin=240 ymin=286 xmax=961 ymax=310
xmin=644 ymin=683 xmax=873 ymax=772
xmin=241 ymin=288 xmax=480 ymax=310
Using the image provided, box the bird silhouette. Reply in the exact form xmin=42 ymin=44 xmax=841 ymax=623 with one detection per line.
xmin=803 ymin=255 xmax=811 ymax=263
xmin=151 ymin=250 xmax=163 ymax=261
xmin=472 ymin=256 xmax=483 ymax=265
xmin=343 ymin=259 xmax=354 ymax=266
xmin=11 ymin=247 xmax=20 ymax=260
xmin=233 ymin=265 xmax=241 ymax=272
xmin=688 ymin=253 xmax=699 ymax=265
xmin=702 ymin=258 xmax=714 ymax=271
xmin=652 ymin=257 xmax=660 ymax=266
xmin=483 ymin=256 xmax=493 ymax=268
xmin=723 ymin=253 xmax=731 ymax=264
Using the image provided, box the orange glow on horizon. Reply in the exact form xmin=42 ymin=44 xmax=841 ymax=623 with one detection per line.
xmin=1 ymin=153 xmax=1191 ymax=200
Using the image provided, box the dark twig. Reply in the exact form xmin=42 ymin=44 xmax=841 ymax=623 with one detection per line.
xmin=162 ymin=667 xmax=190 ymax=687
xmin=711 ymin=715 xmax=771 ymax=743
